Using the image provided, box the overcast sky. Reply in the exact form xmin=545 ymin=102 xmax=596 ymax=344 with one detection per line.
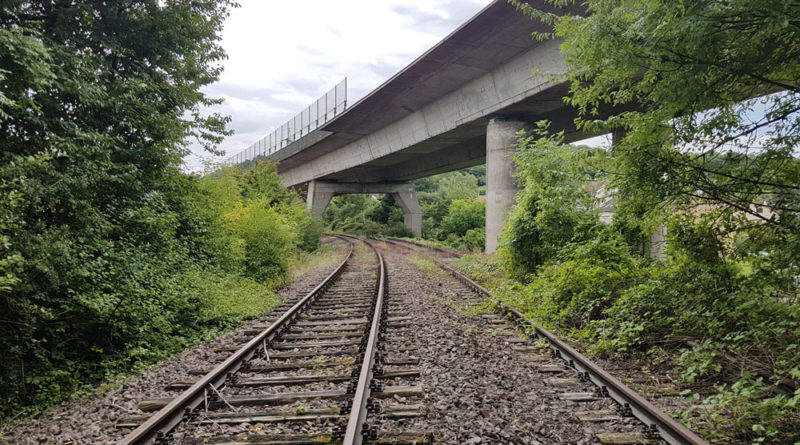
xmin=185 ymin=0 xmax=495 ymax=172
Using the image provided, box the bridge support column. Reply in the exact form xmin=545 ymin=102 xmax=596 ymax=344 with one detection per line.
xmin=305 ymin=180 xmax=422 ymax=237
xmin=392 ymin=184 xmax=422 ymax=237
xmin=485 ymin=118 xmax=529 ymax=253
xmin=306 ymin=180 xmax=335 ymax=217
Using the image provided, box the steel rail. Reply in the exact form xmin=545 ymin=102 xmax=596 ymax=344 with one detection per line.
xmin=119 ymin=240 xmax=354 ymax=445
xmin=380 ymin=236 xmax=707 ymax=445
xmin=341 ymin=239 xmax=386 ymax=444
xmin=383 ymin=237 xmax=461 ymax=258
xmin=435 ymin=260 xmax=709 ymax=445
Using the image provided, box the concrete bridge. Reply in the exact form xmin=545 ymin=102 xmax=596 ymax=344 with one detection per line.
xmin=246 ymin=0 xmax=590 ymax=252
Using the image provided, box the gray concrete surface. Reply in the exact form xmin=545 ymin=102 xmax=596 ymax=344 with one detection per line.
xmin=260 ymin=1 xmax=605 ymax=247
xmin=278 ymin=36 xmax=570 ymax=187
xmin=306 ymin=180 xmax=422 ymax=236
xmin=270 ymin=1 xmax=581 ymax=188
xmin=485 ymin=118 xmax=530 ymax=253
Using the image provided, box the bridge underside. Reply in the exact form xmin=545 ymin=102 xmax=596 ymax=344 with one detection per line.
xmin=280 ymin=82 xmax=578 ymax=184
xmin=296 ymin=81 xmax=603 ymax=251
xmin=267 ymin=1 xmax=608 ymax=252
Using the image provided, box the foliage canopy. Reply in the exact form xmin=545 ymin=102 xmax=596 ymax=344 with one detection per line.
xmin=513 ymin=0 xmax=800 ymax=253
xmin=0 ymin=1 xmax=324 ymax=422
xmin=496 ymin=1 xmax=800 ymax=441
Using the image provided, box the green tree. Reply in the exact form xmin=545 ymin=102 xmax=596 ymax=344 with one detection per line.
xmin=322 ymin=194 xmax=412 ymax=238
xmin=439 ymin=199 xmax=485 ymax=239
xmin=513 ymin=0 xmax=800 ymax=263
xmin=368 ymin=194 xmax=405 ymax=225
xmin=500 ymin=124 xmax=606 ymax=277
xmin=502 ymin=2 xmax=800 ymax=440
xmin=240 ymin=161 xmax=293 ymax=205
xmin=415 ymin=170 xmax=481 ymax=239
xmin=204 ymin=161 xmax=322 ymax=278
xmin=0 ymin=0 xmax=237 ymax=417
xmin=323 ymin=194 xmax=379 ymax=230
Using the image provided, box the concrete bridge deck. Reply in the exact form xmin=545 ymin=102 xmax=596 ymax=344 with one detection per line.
xmin=256 ymin=0 xmax=589 ymax=251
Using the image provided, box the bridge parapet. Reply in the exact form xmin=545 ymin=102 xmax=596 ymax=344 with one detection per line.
xmin=224 ymin=78 xmax=347 ymax=166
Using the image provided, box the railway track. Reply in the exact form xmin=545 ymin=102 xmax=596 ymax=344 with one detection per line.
xmin=104 ymin=234 xmax=708 ymax=444
xmin=377 ymin=237 xmax=709 ymax=445
xmin=115 ymin=237 xmax=428 ymax=445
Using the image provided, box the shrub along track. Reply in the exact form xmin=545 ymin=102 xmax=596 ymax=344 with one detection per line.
xmin=4 ymin=235 xmax=707 ymax=445
xmin=376 ymin=237 xmax=708 ymax=445
xmin=115 ymin=236 xmax=428 ymax=444
xmin=1 ymin=239 xmax=351 ymax=445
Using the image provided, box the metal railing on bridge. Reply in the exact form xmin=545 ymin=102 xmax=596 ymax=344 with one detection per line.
xmin=223 ymin=78 xmax=347 ymax=166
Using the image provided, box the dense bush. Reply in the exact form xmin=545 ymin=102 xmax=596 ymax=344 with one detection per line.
xmin=0 ymin=157 xmax=319 ymax=420
xmin=320 ymin=166 xmax=488 ymax=250
xmin=499 ymin=125 xmax=606 ymax=278
xmin=439 ymin=199 xmax=484 ymax=238
xmin=478 ymin=127 xmax=800 ymax=442
xmin=522 ymin=230 xmax=642 ymax=327
xmin=416 ymin=169 xmax=482 ymax=238
xmin=415 ymin=168 xmax=487 ymax=250
xmin=206 ymin=162 xmax=323 ymax=285
xmin=0 ymin=1 xmax=323 ymax=421
xmin=0 ymin=0 xmax=240 ymax=415
xmin=323 ymin=194 xmax=413 ymax=238
xmin=451 ymin=228 xmax=485 ymax=252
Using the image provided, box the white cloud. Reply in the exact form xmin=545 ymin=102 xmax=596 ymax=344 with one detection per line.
xmin=184 ymin=0 xmax=493 ymax=172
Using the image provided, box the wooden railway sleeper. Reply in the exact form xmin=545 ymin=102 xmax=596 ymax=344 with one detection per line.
xmin=206 ymin=382 xmax=238 ymax=412
xmin=119 ymin=239 xmax=356 ymax=444
xmin=131 ymin=238 xmax=403 ymax=444
xmin=427 ymin=248 xmax=708 ymax=445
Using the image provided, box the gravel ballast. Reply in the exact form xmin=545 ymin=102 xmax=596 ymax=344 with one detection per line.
xmin=374 ymin=243 xmax=665 ymax=444
xmin=1 ymin=238 xmax=349 ymax=444
xmin=3 ymin=237 xmax=671 ymax=444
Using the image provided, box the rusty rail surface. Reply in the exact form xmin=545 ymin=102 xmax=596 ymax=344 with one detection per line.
xmin=342 ymin=237 xmax=386 ymax=444
xmin=380 ymin=236 xmax=708 ymax=445
xmin=437 ymin=261 xmax=709 ymax=445
xmin=119 ymin=240 xmax=355 ymax=445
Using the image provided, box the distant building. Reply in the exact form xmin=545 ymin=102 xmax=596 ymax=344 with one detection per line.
xmin=583 ymin=181 xmax=616 ymax=224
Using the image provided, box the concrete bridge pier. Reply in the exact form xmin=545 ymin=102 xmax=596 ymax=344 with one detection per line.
xmin=391 ymin=184 xmax=423 ymax=238
xmin=485 ymin=118 xmax=530 ymax=253
xmin=306 ymin=180 xmax=422 ymax=237
xmin=306 ymin=180 xmax=336 ymax=217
